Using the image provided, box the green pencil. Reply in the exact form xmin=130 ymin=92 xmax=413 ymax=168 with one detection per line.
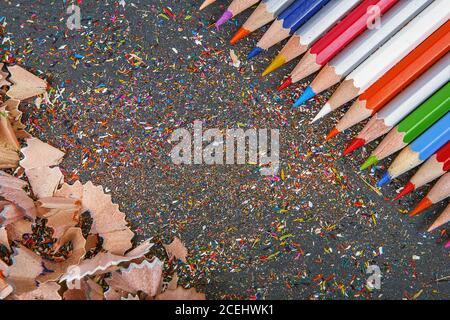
xmin=361 ymin=82 xmax=450 ymax=170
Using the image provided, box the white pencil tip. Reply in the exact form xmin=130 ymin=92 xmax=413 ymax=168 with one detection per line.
xmin=311 ymin=104 xmax=331 ymax=124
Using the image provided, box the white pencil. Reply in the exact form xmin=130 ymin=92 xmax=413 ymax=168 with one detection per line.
xmin=313 ymin=0 xmax=450 ymax=122
xmin=303 ymin=0 xmax=432 ymax=108
xmin=345 ymin=53 xmax=450 ymax=154
xmin=263 ymin=0 xmax=360 ymax=75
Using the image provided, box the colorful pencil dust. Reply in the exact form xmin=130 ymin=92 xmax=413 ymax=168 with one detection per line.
xmin=361 ymin=82 xmax=450 ymax=170
xmin=410 ymin=173 xmax=450 ymax=216
xmin=262 ymin=0 xmax=360 ymax=76
xmin=328 ymin=20 xmax=450 ymax=141
xmin=394 ymin=141 xmax=450 ymax=201
xmin=247 ymin=0 xmax=330 ymax=59
xmin=343 ymin=53 xmax=450 ymax=157
xmin=230 ymin=0 xmax=295 ymax=44
xmin=216 ymin=0 xmax=261 ymax=28
xmin=279 ymin=0 xmax=399 ymax=93
xmin=377 ymin=112 xmax=450 ymax=187
xmin=313 ymin=0 xmax=450 ymax=123
xmin=294 ymin=0 xmax=432 ymax=108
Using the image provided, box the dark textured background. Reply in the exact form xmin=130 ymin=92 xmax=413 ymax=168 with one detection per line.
xmin=2 ymin=0 xmax=448 ymax=299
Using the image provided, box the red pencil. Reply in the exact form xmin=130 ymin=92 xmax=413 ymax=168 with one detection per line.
xmin=394 ymin=141 xmax=450 ymax=200
xmin=278 ymin=0 xmax=399 ymax=90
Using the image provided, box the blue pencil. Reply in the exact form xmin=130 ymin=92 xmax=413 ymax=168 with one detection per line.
xmin=378 ymin=112 xmax=450 ymax=187
xmin=247 ymin=0 xmax=330 ymax=59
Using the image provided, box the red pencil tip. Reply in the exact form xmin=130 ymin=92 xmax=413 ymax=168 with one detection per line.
xmin=277 ymin=77 xmax=292 ymax=92
xmin=230 ymin=28 xmax=250 ymax=45
xmin=393 ymin=182 xmax=415 ymax=201
xmin=326 ymin=127 xmax=339 ymax=141
xmin=409 ymin=197 xmax=432 ymax=217
xmin=343 ymin=138 xmax=365 ymax=156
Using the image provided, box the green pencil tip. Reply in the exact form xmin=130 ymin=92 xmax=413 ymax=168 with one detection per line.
xmin=360 ymin=155 xmax=378 ymax=171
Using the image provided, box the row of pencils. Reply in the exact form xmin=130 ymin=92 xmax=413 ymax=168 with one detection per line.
xmin=200 ymin=0 xmax=450 ymax=240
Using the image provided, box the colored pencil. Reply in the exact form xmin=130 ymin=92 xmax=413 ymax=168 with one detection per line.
xmin=262 ymin=0 xmax=360 ymax=76
xmin=361 ymin=82 xmax=450 ymax=170
xmin=377 ymin=112 xmax=450 ymax=187
xmin=410 ymin=173 xmax=450 ymax=216
xmin=428 ymin=203 xmax=450 ymax=232
xmin=394 ymin=141 xmax=450 ymax=201
xmin=279 ymin=0 xmax=399 ymax=92
xmin=328 ymin=21 xmax=450 ymax=140
xmin=200 ymin=0 xmax=217 ymax=11
xmin=313 ymin=0 xmax=450 ymax=122
xmin=344 ymin=54 xmax=450 ymax=156
xmin=294 ymin=0 xmax=432 ymax=108
xmin=231 ymin=0 xmax=295 ymax=44
xmin=247 ymin=0 xmax=330 ymax=59
xmin=216 ymin=0 xmax=260 ymax=28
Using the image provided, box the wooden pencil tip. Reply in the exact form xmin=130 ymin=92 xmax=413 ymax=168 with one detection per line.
xmin=393 ymin=182 xmax=415 ymax=201
xmin=409 ymin=197 xmax=432 ymax=217
xmin=230 ymin=28 xmax=250 ymax=45
xmin=343 ymin=138 xmax=365 ymax=157
xmin=325 ymin=127 xmax=339 ymax=141
xmin=277 ymin=77 xmax=292 ymax=92
xmin=263 ymin=55 xmax=286 ymax=77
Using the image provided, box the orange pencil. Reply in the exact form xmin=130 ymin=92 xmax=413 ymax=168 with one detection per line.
xmin=410 ymin=172 xmax=450 ymax=216
xmin=327 ymin=20 xmax=450 ymax=140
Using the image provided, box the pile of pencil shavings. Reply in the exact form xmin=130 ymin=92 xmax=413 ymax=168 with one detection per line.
xmin=0 ymin=63 xmax=205 ymax=300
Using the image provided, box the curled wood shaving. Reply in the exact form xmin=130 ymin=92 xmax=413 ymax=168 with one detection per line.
xmin=6 ymin=65 xmax=47 ymax=100
xmin=164 ymin=236 xmax=188 ymax=263
xmin=0 ymin=171 xmax=36 ymax=219
xmin=7 ymin=246 xmax=44 ymax=295
xmin=107 ymin=258 xmax=163 ymax=298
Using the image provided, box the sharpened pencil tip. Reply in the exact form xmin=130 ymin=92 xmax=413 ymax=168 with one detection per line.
xmin=263 ymin=54 xmax=286 ymax=76
xmin=247 ymin=47 xmax=263 ymax=60
xmin=343 ymin=138 xmax=365 ymax=156
xmin=277 ymin=76 xmax=292 ymax=92
xmin=393 ymin=182 xmax=415 ymax=201
xmin=215 ymin=10 xmax=233 ymax=28
xmin=409 ymin=197 xmax=432 ymax=217
xmin=377 ymin=171 xmax=391 ymax=187
xmin=311 ymin=103 xmax=331 ymax=124
xmin=293 ymin=86 xmax=316 ymax=108
xmin=360 ymin=155 xmax=378 ymax=171
xmin=230 ymin=27 xmax=250 ymax=45
xmin=325 ymin=127 xmax=339 ymax=141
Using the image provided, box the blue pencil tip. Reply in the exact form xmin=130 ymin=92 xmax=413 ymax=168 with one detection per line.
xmin=377 ymin=172 xmax=392 ymax=187
xmin=247 ymin=47 xmax=263 ymax=60
xmin=293 ymin=86 xmax=316 ymax=108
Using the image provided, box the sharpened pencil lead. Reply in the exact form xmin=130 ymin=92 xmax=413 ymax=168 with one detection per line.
xmin=377 ymin=171 xmax=392 ymax=187
xmin=262 ymin=54 xmax=286 ymax=76
xmin=311 ymin=103 xmax=331 ymax=123
xmin=247 ymin=47 xmax=263 ymax=60
xmin=230 ymin=27 xmax=250 ymax=45
xmin=293 ymin=86 xmax=316 ymax=108
xmin=215 ymin=10 xmax=233 ymax=28
xmin=277 ymin=76 xmax=292 ymax=91
xmin=409 ymin=197 xmax=432 ymax=216
xmin=360 ymin=155 xmax=378 ymax=170
xmin=325 ymin=127 xmax=339 ymax=141
xmin=393 ymin=182 xmax=415 ymax=201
